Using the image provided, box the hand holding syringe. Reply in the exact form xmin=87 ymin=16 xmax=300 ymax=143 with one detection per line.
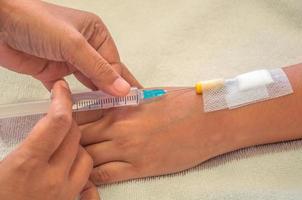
xmin=0 ymin=82 xmax=219 ymax=119
xmin=0 ymin=88 xmax=170 ymax=119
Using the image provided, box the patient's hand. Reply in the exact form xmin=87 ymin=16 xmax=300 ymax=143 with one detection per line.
xmin=80 ymin=88 xmax=232 ymax=184
xmin=82 ymin=65 xmax=302 ymax=185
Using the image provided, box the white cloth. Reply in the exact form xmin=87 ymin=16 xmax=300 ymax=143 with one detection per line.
xmin=0 ymin=0 xmax=302 ymax=199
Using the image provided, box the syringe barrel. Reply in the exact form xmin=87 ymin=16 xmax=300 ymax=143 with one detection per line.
xmin=0 ymin=87 xmax=171 ymax=119
xmin=72 ymin=87 xmax=142 ymax=111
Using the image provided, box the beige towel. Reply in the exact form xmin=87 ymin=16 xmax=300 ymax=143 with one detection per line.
xmin=0 ymin=0 xmax=301 ymax=199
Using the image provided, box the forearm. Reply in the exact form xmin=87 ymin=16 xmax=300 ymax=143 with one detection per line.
xmin=203 ymin=64 xmax=302 ymax=156
xmin=78 ymin=64 xmax=302 ymax=183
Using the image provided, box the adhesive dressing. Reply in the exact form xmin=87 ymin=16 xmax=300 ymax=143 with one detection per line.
xmin=201 ymin=68 xmax=293 ymax=112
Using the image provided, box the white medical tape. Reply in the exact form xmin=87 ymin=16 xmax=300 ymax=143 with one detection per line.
xmin=202 ymin=68 xmax=293 ymax=112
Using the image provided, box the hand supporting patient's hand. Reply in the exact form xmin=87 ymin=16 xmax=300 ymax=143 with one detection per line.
xmin=0 ymin=0 xmax=141 ymax=94
xmin=80 ymin=88 xmax=232 ymax=184
xmin=0 ymin=81 xmax=100 ymax=200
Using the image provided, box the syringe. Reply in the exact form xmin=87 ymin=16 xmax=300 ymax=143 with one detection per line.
xmin=0 ymin=87 xmax=167 ymax=119
xmin=72 ymin=87 xmax=166 ymax=111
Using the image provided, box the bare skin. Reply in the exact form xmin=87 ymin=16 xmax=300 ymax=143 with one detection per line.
xmin=1 ymin=0 xmax=301 ymax=197
xmin=0 ymin=0 xmax=141 ymax=94
xmin=80 ymin=64 xmax=302 ymax=184
xmin=0 ymin=1 xmax=142 ymax=198
xmin=0 ymin=81 xmax=100 ymax=200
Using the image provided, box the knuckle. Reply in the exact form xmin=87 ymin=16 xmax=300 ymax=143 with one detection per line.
xmin=93 ymin=167 xmax=112 ymax=184
xmin=62 ymin=32 xmax=87 ymax=58
xmin=50 ymin=110 xmax=72 ymax=128
xmin=93 ymin=59 xmax=114 ymax=79
xmin=115 ymin=136 xmax=142 ymax=151
xmin=80 ymin=10 xmax=103 ymax=24
xmin=86 ymin=12 xmax=102 ymax=23
xmin=69 ymin=34 xmax=87 ymax=50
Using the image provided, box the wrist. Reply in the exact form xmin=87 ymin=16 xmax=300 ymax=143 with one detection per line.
xmin=197 ymin=64 xmax=302 ymax=160
xmin=196 ymin=107 xmax=239 ymax=159
xmin=179 ymin=90 xmax=237 ymax=160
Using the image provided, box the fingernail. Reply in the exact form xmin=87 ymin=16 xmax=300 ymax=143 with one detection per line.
xmin=113 ymin=77 xmax=130 ymax=95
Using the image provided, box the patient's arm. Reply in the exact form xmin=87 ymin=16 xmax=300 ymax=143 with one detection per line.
xmin=80 ymin=63 xmax=302 ymax=184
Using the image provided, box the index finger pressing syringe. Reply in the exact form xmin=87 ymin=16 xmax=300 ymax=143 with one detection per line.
xmin=0 ymin=87 xmax=167 ymax=119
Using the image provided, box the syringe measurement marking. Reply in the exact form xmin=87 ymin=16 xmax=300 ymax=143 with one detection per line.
xmin=73 ymin=94 xmax=139 ymax=111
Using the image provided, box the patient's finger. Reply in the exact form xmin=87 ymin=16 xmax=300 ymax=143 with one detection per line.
xmin=74 ymin=110 xmax=103 ymax=125
xmin=80 ymin=116 xmax=113 ymax=145
xmin=90 ymin=162 xmax=135 ymax=185
xmin=85 ymin=142 xmax=124 ymax=166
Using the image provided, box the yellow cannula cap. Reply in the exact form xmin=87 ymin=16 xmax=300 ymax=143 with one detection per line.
xmin=195 ymin=79 xmax=224 ymax=95
xmin=195 ymin=81 xmax=203 ymax=94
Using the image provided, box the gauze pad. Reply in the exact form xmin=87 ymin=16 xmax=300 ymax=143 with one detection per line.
xmin=202 ymin=68 xmax=293 ymax=112
xmin=236 ymin=69 xmax=274 ymax=91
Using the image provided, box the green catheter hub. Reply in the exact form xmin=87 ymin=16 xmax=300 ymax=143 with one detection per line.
xmin=142 ymin=89 xmax=167 ymax=100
